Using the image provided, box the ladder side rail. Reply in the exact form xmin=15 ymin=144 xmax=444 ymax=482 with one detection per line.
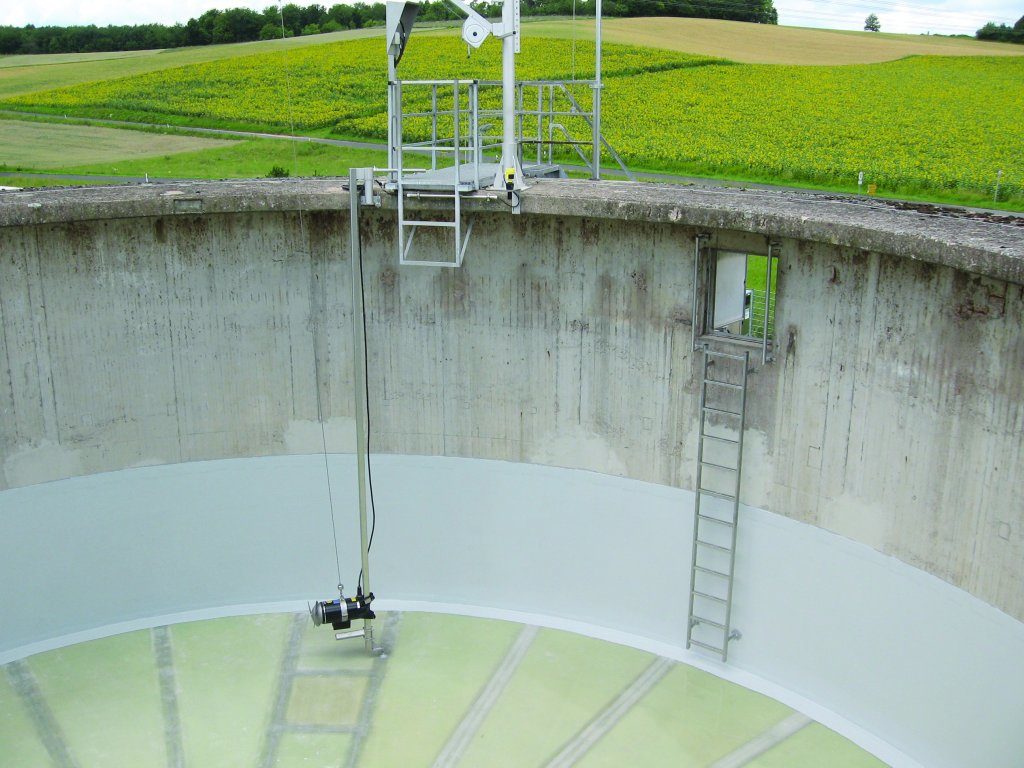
xmin=472 ymin=81 xmax=481 ymax=178
xmin=720 ymin=351 xmax=749 ymax=662
xmin=691 ymin=235 xmax=707 ymax=352
xmin=458 ymin=219 xmax=475 ymax=265
xmin=686 ymin=347 xmax=711 ymax=651
xmin=763 ymin=242 xmax=778 ymax=364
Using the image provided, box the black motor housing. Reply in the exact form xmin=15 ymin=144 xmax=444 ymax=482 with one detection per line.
xmin=311 ymin=592 xmax=376 ymax=630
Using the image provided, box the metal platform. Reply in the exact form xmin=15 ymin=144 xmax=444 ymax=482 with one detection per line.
xmin=388 ymin=162 xmax=498 ymax=194
xmin=385 ymin=161 xmax=565 ymax=194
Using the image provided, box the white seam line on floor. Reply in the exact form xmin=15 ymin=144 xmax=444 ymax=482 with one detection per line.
xmin=708 ymin=711 xmax=813 ymax=768
xmin=345 ymin=612 xmax=400 ymax=768
xmin=545 ymin=656 xmax=675 ymax=768
xmin=257 ymin=612 xmax=306 ymax=768
xmin=431 ymin=623 xmax=540 ymax=768
xmin=5 ymin=659 xmax=80 ymax=768
xmin=153 ymin=626 xmax=185 ymax=768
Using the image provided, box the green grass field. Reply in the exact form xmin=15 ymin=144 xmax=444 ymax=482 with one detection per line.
xmin=1 ymin=18 xmax=1021 ymax=208
xmin=57 ymin=138 xmax=387 ymax=179
xmin=1 ymin=125 xmax=387 ymax=180
xmin=0 ymin=119 xmax=233 ymax=169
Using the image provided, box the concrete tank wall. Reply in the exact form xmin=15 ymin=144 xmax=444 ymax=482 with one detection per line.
xmin=0 ymin=180 xmax=1022 ymax=767
xmin=1 ymin=182 xmax=1021 ymax=620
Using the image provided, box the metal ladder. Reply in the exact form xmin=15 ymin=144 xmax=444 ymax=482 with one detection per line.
xmin=392 ymin=78 xmax=480 ymax=268
xmin=396 ymin=177 xmax=474 ymax=269
xmin=686 ymin=346 xmax=749 ymax=662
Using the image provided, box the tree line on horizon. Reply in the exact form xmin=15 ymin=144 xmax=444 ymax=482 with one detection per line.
xmin=975 ymin=13 xmax=1024 ymax=43
xmin=0 ymin=0 xmax=778 ymax=56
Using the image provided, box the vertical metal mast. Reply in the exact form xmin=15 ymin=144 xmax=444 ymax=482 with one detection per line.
xmin=496 ymin=0 xmax=524 ymax=190
xmin=348 ymin=168 xmax=374 ymax=652
xmin=592 ymin=0 xmax=601 ymax=180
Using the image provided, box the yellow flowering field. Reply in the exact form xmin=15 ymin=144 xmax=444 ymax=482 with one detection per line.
xmin=2 ymin=37 xmax=705 ymax=130
xmin=602 ymin=56 xmax=1023 ymax=199
xmin=3 ymin=36 xmax=1021 ymax=202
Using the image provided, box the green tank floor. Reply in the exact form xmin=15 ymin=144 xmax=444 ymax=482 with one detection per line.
xmin=0 ymin=612 xmax=888 ymax=768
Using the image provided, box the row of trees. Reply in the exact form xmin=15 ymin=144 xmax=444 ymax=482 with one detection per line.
xmin=0 ymin=0 xmax=777 ymax=55
xmin=976 ymin=15 xmax=1024 ymax=43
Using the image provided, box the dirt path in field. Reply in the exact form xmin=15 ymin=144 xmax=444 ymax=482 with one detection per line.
xmin=0 ymin=109 xmax=387 ymax=150
xmin=0 ymin=110 xmax=823 ymax=190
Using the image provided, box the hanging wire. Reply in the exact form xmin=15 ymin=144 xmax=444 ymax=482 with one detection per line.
xmin=571 ymin=0 xmax=577 ymax=82
xmin=356 ymin=233 xmax=377 ymax=595
xmin=278 ymin=0 xmax=343 ymax=587
xmin=278 ymin=2 xmax=302 ymax=177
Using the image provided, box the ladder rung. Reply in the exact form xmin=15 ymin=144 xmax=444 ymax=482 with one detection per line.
xmin=694 ymin=565 xmax=731 ymax=579
xmin=693 ymin=590 xmax=727 ymax=605
xmin=688 ymin=639 xmax=726 ymax=654
xmin=703 ymin=405 xmax=742 ymax=417
xmin=700 ymin=434 xmax=739 ymax=445
xmin=403 ymin=191 xmax=457 ymax=198
xmin=698 ymin=513 xmax=735 ymax=528
xmin=404 ymin=220 xmax=457 ymax=228
xmin=696 ymin=539 xmax=731 ymax=553
xmin=697 ymin=489 xmax=736 ymax=502
xmin=705 ymin=379 xmax=743 ymax=390
xmin=705 ymin=349 xmax=748 ymax=361
xmin=700 ymin=460 xmax=737 ymax=472
xmin=692 ymin=616 xmax=727 ymax=630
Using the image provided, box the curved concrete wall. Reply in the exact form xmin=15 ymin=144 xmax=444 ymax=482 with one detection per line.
xmin=1 ymin=181 xmax=1022 ymax=766
xmin=2 ymin=455 xmax=1022 ymax=768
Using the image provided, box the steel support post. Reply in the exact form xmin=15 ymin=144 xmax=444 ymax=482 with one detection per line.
xmin=348 ymin=168 xmax=374 ymax=652
xmin=592 ymin=0 xmax=602 ymax=180
xmin=496 ymin=0 xmax=524 ymax=191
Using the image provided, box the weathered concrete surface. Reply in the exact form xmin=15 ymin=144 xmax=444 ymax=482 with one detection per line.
xmin=1 ymin=179 xmax=1022 ymax=283
xmin=0 ymin=180 xmax=1021 ymax=625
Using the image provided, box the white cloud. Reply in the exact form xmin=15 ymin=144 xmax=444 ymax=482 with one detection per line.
xmin=2 ymin=0 xmax=1020 ymax=34
xmin=776 ymin=0 xmax=1021 ymax=35
xmin=1 ymin=2 xmax=272 ymax=28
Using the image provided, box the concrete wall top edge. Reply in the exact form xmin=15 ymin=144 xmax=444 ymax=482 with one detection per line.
xmin=1 ymin=177 xmax=1022 ymax=284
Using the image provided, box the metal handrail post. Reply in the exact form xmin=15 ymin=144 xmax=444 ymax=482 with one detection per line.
xmin=516 ymin=82 xmax=524 ymax=166
xmin=431 ymin=84 xmax=438 ymax=170
xmin=453 ymin=79 xmax=460 ymax=170
xmin=593 ymin=0 xmax=602 ymax=180
xmin=536 ymin=86 xmax=543 ymax=164
xmin=453 ymin=79 xmax=462 ymax=265
xmin=547 ymin=84 xmax=555 ymax=165
xmin=387 ymin=53 xmax=397 ymax=180
xmin=472 ymin=82 xmax=481 ymax=181
xmin=396 ymin=80 xmax=405 ymax=260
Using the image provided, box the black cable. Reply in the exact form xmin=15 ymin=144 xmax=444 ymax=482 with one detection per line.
xmin=357 ymin=201 xmax=376 ymax=595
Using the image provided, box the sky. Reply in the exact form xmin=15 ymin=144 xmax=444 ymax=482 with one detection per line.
xmin=0 ymin=0 xmax=1020 ymax=36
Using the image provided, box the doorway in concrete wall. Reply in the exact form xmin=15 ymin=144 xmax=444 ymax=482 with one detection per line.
xmin=708 ymin=250 xmax=778 ymax=342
